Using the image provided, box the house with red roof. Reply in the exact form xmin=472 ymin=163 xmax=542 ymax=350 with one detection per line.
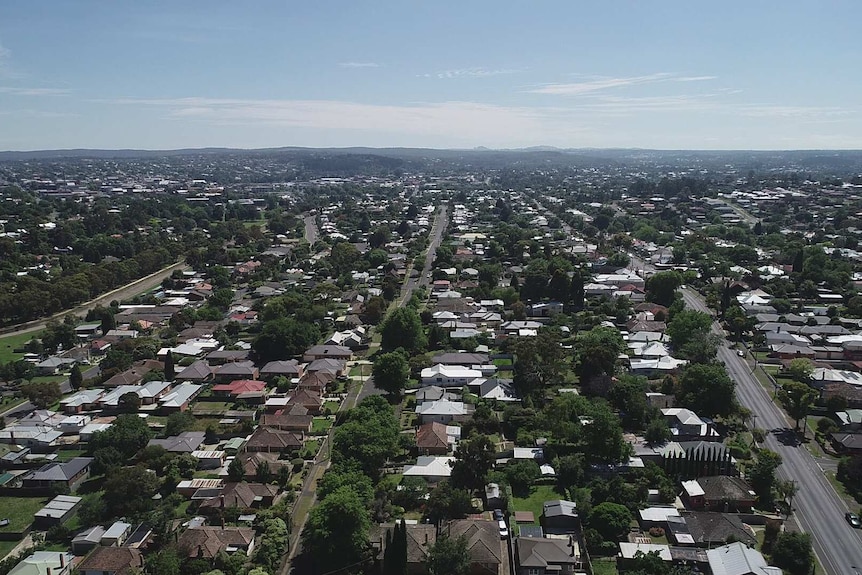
xmin=212 ymin=380 xmax=267 ymax=404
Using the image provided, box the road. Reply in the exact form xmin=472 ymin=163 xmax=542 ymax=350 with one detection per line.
xmin=680 ymin=287 xmax=862 ymax=575
xmin=283 ymin=206 xmax=449 ymax=573
xmin=0 ymin=260 xmax=188 ymax=338
xmin=720 ymin=198 xmax=759 ymax=226
xmin=303 ymin=214 xmax=319 ymax=245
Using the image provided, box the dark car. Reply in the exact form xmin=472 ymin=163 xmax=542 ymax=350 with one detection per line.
xmin=846 ymin=512 xmax=861 ymax=528
xmin=492 ymin=509 xmax=504 ymax=521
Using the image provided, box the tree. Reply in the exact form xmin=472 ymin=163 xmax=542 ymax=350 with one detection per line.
xmin=92 ymin=446 xmax=125 ymax=475
xmin=644 ymin=416 xmax=671 ymax=446
xmin=778 ymin=380 xmax=817 ymax=431
xmin=302 ymin=486 xmax=371 ymax=573
xmin=425 ymin=481 xmax=473 ymax=524
xmin=504 ymin=459 xmax=541 ymax=497
xmin=332 ymin=396 xmax=401 ymax=479
xmin=676 ymin=363 xmax=736 ymax=418
xmin=512 ymin=330 xmax=565 ymax=399
xmin=164 ymin=351 xmax=175 ymax=381
xmin=427 ymin=535 xmax=470 ymax=575
xmin=104 ymin=465 xmax=161 ymax=517
xmin=373 ymin=351 xmax=410 ymax=397
xmin=69 ymin=364 xmax=83 ymax=390
xmin=771 ymin=532 xmax=814 ymax=575
xmin=380 ymin=307 xmax=426 ymax=354
xmin=785 ymin=358 xmax=813 ymax=383
xmin=749 ymin=449 xmax=782 ymax=507
xmin=146 ymin=546 xmax=180 ymax=575
xmin=21 ymin=380 xmax=61 ymax=408
xmin=556 ymin=454 xmax=585 ymax=492
xmin=608 ymin=375 xmax=650 ymax=429
xmin=666 ymin=310 xmax=718 ymax=363
xmin=317 ymin=465 xmax=375 ymax=505
xmin=253 ymin=318 xmax=321 ymax=362
xmin=118 ymin=391 xmax=141 ymax=413
xmin=164 ymin=411 xmax=196 ymax=437
xmin=89 ymin=414 xmax=152 ymax=458
xmin=450 ymin=433 xmax=495 ymax=492
xmin=574 ymin=327 xmax=625 ymax=394
xmin=227 ymin=457 xmax=245 ymax=482
xmin=645 ymin=271 xmax=682 ymax=307
xmin=590 ymin=502 xmax=632 ymax=542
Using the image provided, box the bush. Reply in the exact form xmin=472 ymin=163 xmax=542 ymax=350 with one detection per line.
xmin=648 ymin=527 xmax=665 ymax=538
xmin=291 ymin=458 xmax=304 ymax=472
xmin=817 ymin=417 xmax=838 ymax=435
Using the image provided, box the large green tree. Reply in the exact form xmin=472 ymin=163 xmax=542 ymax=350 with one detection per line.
xmin=450 ymin=433 xmax=495 ymax=492
xmin=303 ymin=486 xmax=371 ymax=573
xmin=778 ymin=380 xmax=817 ymax=431
xmin=373 ymin=351 xmax=410 ymax=397
xmin=574 ymin=326 xmax=625 ymax=394
xmin=21 ymin=380 xmax=61 ymax=408
xmin=749 ymin=449 xmax=782 ymax=507
xmin=666 ymin=310 xmax=719 ymax=363
xmin=104 ymin=465 xmax=161 ymax=518
xmin=676 ymin=363 xmax=736 ymax=418
xmin=511 ymin=330 xmax=565 ymax=399
xmin=645 ymin=271 xmax=682 ymax=307
xmin=425 ymin=481 xmax=474 ymax=524
xmin=771 ymin=532 xmax=814 ymax=575
xmin=589 ymin=502 xmax=632 ymax=542
xmin=332 ymin=396 xmax=401 ymax=479
xmin=380 ymin=307 xmax=426 ymax=354
xmin=89 ymin=413 xmax=152 ymax=458
xmin=253 ymin=317 xmax=321 ymax=362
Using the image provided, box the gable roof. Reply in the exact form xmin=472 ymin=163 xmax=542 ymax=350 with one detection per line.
xmin=416 ymin=422 xmax=449 ymax=450
xmin=696 ymin=476 xmax=756 ymax=502
xmin=706 ymin=541 xmax=782 ymax=575
xmin=147 ymin=431 xmax=205 ymax=453
xmin=516 ymin=537 xmax=579 ymax=567
xmin=177 ymin=526 xmax=255 ymax=558
xmin=199 ymin=481 xmax=279 ymax=509
xmin=28 ymin=457 xmax=93 ymax=482
xmin=78 ymin=546 xmax=143 ymax=575
xmin=176 ymin=360 xmax=213 ymax=380
xmin=246 ymin=427 xmax=303 ymax=450
xmin=681 ymin=512 xmax=756 ymax=547
xmin=445 ymin=520 xmax=503 ymax=565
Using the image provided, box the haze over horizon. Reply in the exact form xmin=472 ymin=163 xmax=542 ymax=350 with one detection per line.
xmin=1 ymin=1 xmax=860 ymax=152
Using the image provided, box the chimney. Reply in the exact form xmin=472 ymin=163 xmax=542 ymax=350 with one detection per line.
xmin=220 ymin=494 xmax=225 ymax=509
xmin=425 ymin=533 xmax=428 ymax=545
xmin=47 ymin=568 xmax=52 ymax=575
xmin=59 ymin=554 xmax=65 ymax=568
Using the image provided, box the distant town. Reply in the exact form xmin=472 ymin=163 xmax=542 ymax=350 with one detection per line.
xmin=1 ymin=147 xmax=862 ymax=575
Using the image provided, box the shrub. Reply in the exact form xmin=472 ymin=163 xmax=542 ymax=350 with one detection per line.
xmin=648 ymin=527 xmax=665 ymax=538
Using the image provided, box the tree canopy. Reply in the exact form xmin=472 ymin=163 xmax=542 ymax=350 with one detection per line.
xmin=380 ymin=307 xmax=426 ymax=354
xmin=676 ymin=363 xmax=736 ymax=418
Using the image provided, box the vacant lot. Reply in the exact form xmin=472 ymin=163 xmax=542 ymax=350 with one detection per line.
xmin=0 ymin=496 xmax=48 ymax=534
xmin=0 ymin=331 xmax=41 ymax=363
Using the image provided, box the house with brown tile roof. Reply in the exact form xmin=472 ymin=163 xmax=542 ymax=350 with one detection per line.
xmin=245 ymin=427 xmax=303 ymax=453
xmin=213 ymin=362 xmax=258 ymax=383
xmin=175 ymin=360 xmax=214 ymax=382
xmin=442 ymin=519 xmax=503 ymax=574
xmin=103 ymin=360 xmax=163 ymax=387
xmin=261 ymin=412 xmax=313 ymax=433
xmin=177 ymin=526 xmax=255 ymax=559
xmin=236 ymin=452 xmax=292 ymax=481
xmin=78 ymin=546 xmax=143 ymax=575
xmin=260 ymin=360 xmax=304 ymax=380
xmin=287 ymin=389 xmax=323 ymax=414
xmin=199 ymin=482 xmax=280 ymax=510
xmin=371 ymin=523 xmax=437 ymax=575
xmin=415 ymin=422 xmax=452 ymax=455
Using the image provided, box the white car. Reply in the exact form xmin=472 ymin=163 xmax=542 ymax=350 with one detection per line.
xmin=498 ymin=519 xmax=509 ymax=539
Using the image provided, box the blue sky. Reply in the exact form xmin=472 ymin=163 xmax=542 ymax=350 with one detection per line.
xmin=0 ymin=1 xmax=860 ymax=151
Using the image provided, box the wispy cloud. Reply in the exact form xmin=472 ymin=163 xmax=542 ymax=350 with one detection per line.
xmin=738 ymin=104 xmax=851 ymax=118
xmin=338 ymin=62 xmax=380 ymax=68
xmin=0 ymin=43 xmax=10 ymax=61
xmin=421 ymin=67 xmax=522 ymax=79
xmin=529 ymin=73 xmax=716 ymax=95
xmin=99 ymin=96 xmax=577 ymax=144
xmin=0 ymin=87 xmax=71 ymax=96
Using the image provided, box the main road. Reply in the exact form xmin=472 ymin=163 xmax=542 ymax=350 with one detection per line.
xmin=680 ymin=287 xmax=862 ymax=575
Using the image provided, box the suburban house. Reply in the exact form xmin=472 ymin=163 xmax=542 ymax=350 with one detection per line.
xmin=244 ymin=427 xmax=303 ymax=453
xmin=7 ymin=552 xmax=73 ymax=575
xmin=371 ymin=523 xmax=436 ymax=575
xmin=402 ymin=456 xmax=455 ymax=483
xmin=199 ymin=482 xmax=280 ymax=510
xmin=211 ymin=379 xmax=267 ymax=403
xmin=662 ymin=408 xmax=720 ymax=441
xmin=147 ymin=431 xmax=206 ymax=453
xmin=515 ymin=536 xmax=583 ymax=575
xmin=681 ymin=476 xmax=756 ymax=512
xmin=705 ymin=542 xmax=782 ymax=575
xmin=260 ymin=360 xmax=304 ymax=381
xmin=421 ymin=364 xmax=482 ymax=387
xmin=541 ymin=500 xmax=580 ymax=533
xmin=302 ymin=345 xmax=352 ymax=362
xmin=177 ymin=526 xmax=256 ymax=559
xmin=415 ymin=422 xmax=461 ymax=455
xmin=23 ymin=457 xmax=93 ymax=492
xmin=213 ymin=362 xmax=259 ymax=383
xmin=441 ymin=519 xmax=503 ymax=575
xmin=77 ymin=547 xmax=144 ymax=575
xmin=415 ymin=399 xmax=471 ymax=424
xmin=175 ymin=360 xmax=214 ymax=383
xmin=158 ymin=383 xmax=203 ymax=412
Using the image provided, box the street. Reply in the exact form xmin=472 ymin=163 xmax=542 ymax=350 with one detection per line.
xmin=0 ymin=364 xmax=100 ymax=420
xmin=302 ymin=214 xmax=319 ymax=245
xmin=680 ymin=287 xmax=862 ymax=575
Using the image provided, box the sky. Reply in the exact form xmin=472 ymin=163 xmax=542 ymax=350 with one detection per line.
xmin=0 ymin=1 xmax=860 ymax=151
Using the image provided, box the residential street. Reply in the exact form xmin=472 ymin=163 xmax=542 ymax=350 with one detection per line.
xmin=302 ymin=214 xmax=319 ymax=245
xmin=681 ymin=287 xmax=862 ymax=575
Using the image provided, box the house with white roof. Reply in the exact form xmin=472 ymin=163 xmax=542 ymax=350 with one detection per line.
xmin=421 ymin=364 xmax=482 ymax=387
xmin=706 ymin=541 xmax=782 ymax=575
xmin=402 ymin=455 xmax=455 ymax=482
xmin=662 ymin=408 xmax=720 ymax=440
xmin=415 ymin=399 xmax=470 ymax=424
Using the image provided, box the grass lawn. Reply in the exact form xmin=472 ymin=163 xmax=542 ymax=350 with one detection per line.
xmin=0 ymin=397 xmax=27 ymax=414
xmin=0 ymin=331 xmax=42 ymax=363
xmin=0 ymin=496 xmax=48 ymax=534
xmin=312 ymin=417 xmax=333 ymax=434
xmin=0 ymin=540 xmax=19 ymax=561
xmin=55 ymin=449 xmax=86 ymax=462
xmin=349 ymin=365 xmax=366 ymax=377
xmin=591 ymin=558 xmax=619 ymax=575
xmin=510 ymin=484 xmax=566 ymax=525
xmin=302 ymin=439 xmax=321 ymax=459
xmin=175 ymin=499 xmax=193 ymax=518
xmin=323 ymin=400 xmax=341 ymax=413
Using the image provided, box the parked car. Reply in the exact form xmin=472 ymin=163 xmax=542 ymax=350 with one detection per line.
xmin=846 ymin=512 xmax=861 ymax=528
xmin=492 ymin=509 xmax=504 ymax=521
xmin=498 ymin=519 xmax=509 ymax=539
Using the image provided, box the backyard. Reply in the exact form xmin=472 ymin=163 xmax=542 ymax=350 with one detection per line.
xmin=510 ymin=484 xmax=566 ymax=527
xmin=0 ymin=496 xmax=48 ymax=535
